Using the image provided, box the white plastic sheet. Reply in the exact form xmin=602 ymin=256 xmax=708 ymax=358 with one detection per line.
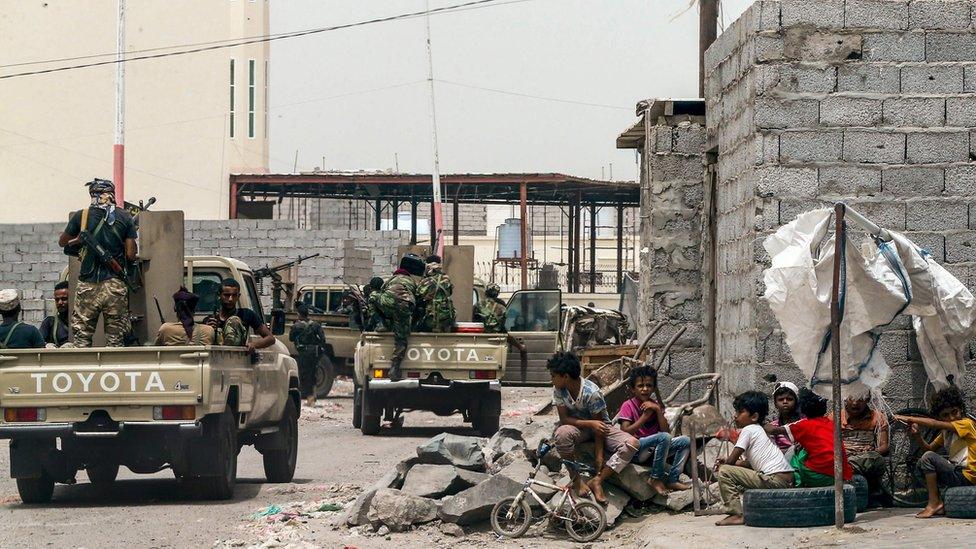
xmin=762 ymin=209 xmax=976 ymax=399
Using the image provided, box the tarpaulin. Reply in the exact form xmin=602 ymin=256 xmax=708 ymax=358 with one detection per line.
xmin=762 ymin=208 xmax=976 ymax=399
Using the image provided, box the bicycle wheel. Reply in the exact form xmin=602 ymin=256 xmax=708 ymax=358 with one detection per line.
xmin=490 ymin=496 xmax=532 ymax=538
xmin=563 ymin=500 xmax=606 ymax=542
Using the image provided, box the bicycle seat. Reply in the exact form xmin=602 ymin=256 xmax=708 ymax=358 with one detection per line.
xmin=561 ymin=459 xmax=596 ymax=475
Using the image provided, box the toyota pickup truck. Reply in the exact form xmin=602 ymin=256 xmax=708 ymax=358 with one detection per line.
xmin=1 ymin=257 xmax=301 ymax=504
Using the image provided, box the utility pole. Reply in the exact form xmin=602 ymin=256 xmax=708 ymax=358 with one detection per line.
xmin=425 ymin=0 xmax=444 ymax=257
xmin=114 ymin=0 xmax=126 ymax=205
xmin=699 ymin=0 xmax=719 ymax=97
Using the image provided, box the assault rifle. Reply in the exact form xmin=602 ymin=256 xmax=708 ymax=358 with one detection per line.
xmin=77 ymin=229 xmax=140 ymax=291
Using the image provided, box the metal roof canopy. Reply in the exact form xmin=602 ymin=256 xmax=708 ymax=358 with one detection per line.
xmin=229 ymin=172 xmax=639 ymax=210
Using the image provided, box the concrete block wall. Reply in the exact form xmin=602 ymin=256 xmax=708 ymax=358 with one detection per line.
xmin=0 ymin=220 xmax=408 ymax=325
xmin=706 ymin=0 xmax=976 ymax=411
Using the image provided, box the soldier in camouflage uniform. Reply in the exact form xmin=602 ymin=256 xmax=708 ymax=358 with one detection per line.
xmin=367 ymin=258 xmax=420 ymax=381
xmin=475 ymin=283 xmax=508 ymax=333
xmin=289 ymin=302 xmax=326 ymax=407
xmin=58 ymin=179 xmax=138 ymax=347
xmin=417 ymin=255 xmax=456 ymax=333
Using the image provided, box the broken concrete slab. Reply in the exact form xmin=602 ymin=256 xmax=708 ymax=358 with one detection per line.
xmin=485 ymin=427 xmax=526 ymax=461
xmin=438 ymin=458 xmax=548 ymax=525
xmin=416 ymin=433 xmax=486 ymax=471
xmin=603 ymin=483 xmax=632 ymax=526
xmin=401 ymin=464 xmax=489 ymax=499
xmin=366 ymin=488 xmax=437 ymax=532
xmin=344 ymin=467 xmax=401 ymax=526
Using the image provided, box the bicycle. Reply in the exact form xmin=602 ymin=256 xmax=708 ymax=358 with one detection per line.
xmin=490 ymin=439 xmax=607 ymax=543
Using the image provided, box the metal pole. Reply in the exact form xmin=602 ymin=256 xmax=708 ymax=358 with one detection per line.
xmin=520 ymin=182 xmax=528 ymax=290
xmin=114 ymin=0 xmax=126 ymax=204
xmin=424 ymin=0 xmax=444 ymax=257
xmin=831 ymin=203 xmax=846 ymax=529
xmin=589 ymin=204 xmax=597 ymax=293
xmin=453 ymin=192 xmax=460 ymax=246
xmin=616 ymin=203 xmax=624 ymax=292
xmin=567 ymin=204 xmax=575 ymax=292
xmin=699 ymin=0 xmax=719 ymax=98
xmin=410 ymin=199 xmax=418 ymax=245
xmin=374 ymin=199 xmax=382 ymax=231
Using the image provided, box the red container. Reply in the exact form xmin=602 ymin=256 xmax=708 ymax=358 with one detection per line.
xmin=455 ymin=322 xmax=485 ymax=333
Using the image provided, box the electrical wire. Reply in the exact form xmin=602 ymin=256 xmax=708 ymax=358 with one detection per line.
xmin=0 ymin=0 xmax=531 ymax=79
xmin=435 ymin=79 xmax=632 ymax=111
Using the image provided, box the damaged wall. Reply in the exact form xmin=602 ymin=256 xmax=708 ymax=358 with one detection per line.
xmin=705 ymin=0 xmax=976 ymax=410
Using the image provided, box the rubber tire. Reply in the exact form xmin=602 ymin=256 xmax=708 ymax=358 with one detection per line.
xmin=352 ymin=386 xmax=363 ymax=429
xmin=360 ymin=387 xmax=381 ymax=436
xmin=945 ymin=486 xmax=976 ymax=518
xmin=86 ymin=463 xmax=120 ymax=484
xmin=846 ymin=475 xmax=869 ymax=513
xmin=16 ymin=475 xmax=54 ymax=504
xmin=563 ymin=500 xmax=607 ymax=542
xmin=263 ymin=397 xmax=299 ymax=483
xmin=490 ymin=496 xmax=532 ymax=538
xmin=475 ymin=392 xmax=502 ymax=437
xmin=314 ymin=354 xmax=336 ymax=398
xmin=197 ymin=409 xmax=238 ymax=500
xmin=743 ymin=485 xmax=857 ymax=528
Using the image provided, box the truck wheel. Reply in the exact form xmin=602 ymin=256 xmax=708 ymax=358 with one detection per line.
xmin=17 ymin=475 xmax=54 ymax=504
xmin=263 ymin=397 xmax=299 ymax=483
xmin=360 ymin=388 xmax=381 ymax=436
xmin=315 ymin=355 xmax=336 ymax=398
xmin=352 ymin=386 xmax=363 ymax=429
xmin=476 ymin=392 xmax=501 ymax=437
xmin=86 ymin=463 xmax=120 ymax=484
xmin=197 ymin=408 xmax=238 ymax=500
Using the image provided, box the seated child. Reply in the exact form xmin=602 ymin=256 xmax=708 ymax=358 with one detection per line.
xmin=767 ymin=381 xmax=803 ymax=456
xmin=895 ymin=385 xmax=975 ymax=518
xmin=617 ymin=365 xmax=691 ymax=495
xmin=765 ymin=388 xmax=853 ymax=487
xmin=839 ymin=395 xmax=889 ymax=504
xmin=715 ymin=391 xmax=794 ymax=526
xmin=548 ymin=351 xmax=638 ymax=505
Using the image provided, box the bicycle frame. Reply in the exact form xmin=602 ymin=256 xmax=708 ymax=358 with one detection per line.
xmin=511 ymin=462 xmax=585 ymax=522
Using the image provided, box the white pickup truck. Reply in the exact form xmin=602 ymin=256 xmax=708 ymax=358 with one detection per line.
xmin=0 ymin=256 xmax=300 ymax=504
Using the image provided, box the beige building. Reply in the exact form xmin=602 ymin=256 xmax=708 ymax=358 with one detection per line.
xmin=0 ymin=0 xmax=269 ymax=223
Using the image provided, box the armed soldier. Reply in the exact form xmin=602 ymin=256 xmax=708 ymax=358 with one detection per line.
xmin=58 ymin=179 xmax=138 ymax=347
xmin=417 ymin=255 xmax=456 ymax=333
xmin=39 ymin=281 xmax=70 ymax=347
xmin=368 ymin=254 xmax=424 ymax=381
xmin=203 ymin=278 xmax=276 ymax=351
xmin=362 ymin=277 xmax=384 ymax=330
xmin=289 ymin=302 xmax=326 ymax=407
xmin=0 ymin=290 xmax=45 ymax=349
xmin=475 ymin=283 xmax=508 ymax=333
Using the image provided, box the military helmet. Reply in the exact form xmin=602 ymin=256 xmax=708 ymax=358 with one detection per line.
xmin=399 ymin=253 xmax=426 ymax=276
xmin=85 ymin=178 xmax=115 ymax=196
xmin=485 ymin=283 xmax=500 ymax=298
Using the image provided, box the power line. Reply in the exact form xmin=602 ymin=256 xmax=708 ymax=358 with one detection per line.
xmin=435 ymin=79 xmax=632 ymax=111
xmin=0 ymin=0 xmax=523 ymax=79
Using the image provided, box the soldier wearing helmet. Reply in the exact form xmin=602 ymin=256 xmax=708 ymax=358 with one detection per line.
xmin=475 ymin=283 xmax=508 ymax=334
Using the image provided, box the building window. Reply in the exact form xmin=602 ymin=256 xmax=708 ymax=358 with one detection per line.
xmin=248 ymin=59 xmax=255 ymax=138
xmin=229 ymin=59 xmax=235 ymax=138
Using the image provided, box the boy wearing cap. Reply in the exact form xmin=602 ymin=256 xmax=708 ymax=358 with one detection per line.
xmin=0 ymin=289 xmax=45 ymax=349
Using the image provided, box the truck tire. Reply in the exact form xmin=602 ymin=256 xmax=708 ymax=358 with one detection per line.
xmin=86 ymin=463 xmax=120 ymax=484
xmin=17 ymin=475 xmax=54 ymax=504
xmin=263 ymin=397 xmax=299 ymax=483
xmin=352 ymin=386 xmax=363 ymax=429
xmin=360 ymin=387 xmax=381 ymax=436
xmin=945 ymin=486 xmax=976 ymax=518
xmin=315 ymin=354 xmax=336 ymax=398
xmin=743 ymin=486 xmax=856 ymax=528
xmin=475 ymin=392 xmax=502 ymax=437
xmin=197 ymin=408 xmax=238 ymax=500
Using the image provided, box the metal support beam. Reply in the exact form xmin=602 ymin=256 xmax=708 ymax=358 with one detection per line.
xmin=229 ymin=180 xmax=238 ymax=219
xmin=616 ymin=203 xmax=624 ymax=292
xmin=574 ymin=197 xmax=582 ymax=293
xmin=410 ymin=200 xmax=418 ymax=245
xmin=374 ymin=199 xmax=382 ymax=230
xmin=567 ymin=204 xmax=575 ymax=293
xmin=699 ymin=0 xmax=719 ymax=97
xmin=520 ymin=181 xmax=528 ymax=289
xmin=589 ymin=204 xmax=597 ymax=293
xmin=453 ymin=192 xmax=460 ymax=246
xmin=392 ymin=200 xmax=399 ymax=229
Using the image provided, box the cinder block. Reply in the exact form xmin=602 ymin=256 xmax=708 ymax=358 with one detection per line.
xmin=837 ymin=63 xmax=901 ymax=93
xmin=784 ymin=30 xmax=862 ymax=61
xmin=846 ymin=0 xmax=909 ymax=30
xmin=910 ymin=0 xmax=972 ymax=29
xmin=755 ymin=166 xmax=819 ymax=197
xmin=901 ymin=64 xmax=965 ymax=93
xmin=820 ymin=96 xmax=882 ymax=126
xmin=862 ymin=32 xmax=926 ymax=61
xmin=906 ymin=200 xmax=969 ymax=230
xmin=755 ymin=98 xmax=820 ymax=129
xmin=782 ymin=0 xmax=845 ymax=27
xmin=925 ymin=31 xmax=976 ymax=62
xmin=946 ymin=165 xmax=976 ymax=195
xmin=759 ymin=64 xmax=837 ymax=94
xmin=883 ymin=97 xmax=946 ymax=127
xmin=907 ymin=131 xmax=970 ymax=163
xmin=848 ymin=200 xmax=908 ymax=229
xmin=819 ymin=165 xmax=882 ymax=195
xmin=882 ymin=166 xmax=945 ymax=196
xmin=755 ymin=35 xmax=786 ymax=63
xmin=946 ymin=96 xmax=976 ymax=127
xmin=907 ymin=231 xmax=946 ymax=260
xmin=844 ymin=131 xmax=907 ymax=163
xmin=780 ymin=131 xmax=843 ymax=162
xmin=946 ymin=232 xmax=976 ymax=263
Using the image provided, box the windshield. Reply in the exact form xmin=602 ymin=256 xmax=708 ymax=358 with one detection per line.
xmin=190 ymin=270 xmax=227 ymax=315
xmin=505 ymin=290 xmax=561 ymax=332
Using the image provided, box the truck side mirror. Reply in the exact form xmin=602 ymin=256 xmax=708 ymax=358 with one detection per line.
xmin=271 ymin=309 xmax=286 ymax=335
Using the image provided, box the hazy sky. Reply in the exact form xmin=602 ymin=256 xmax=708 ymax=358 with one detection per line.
xmin=270 ymin=0 xmax=752 ymax=182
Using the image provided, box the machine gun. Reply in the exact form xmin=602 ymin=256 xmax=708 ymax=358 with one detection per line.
xmin=253 ymin=253 xmax=320 ymax=334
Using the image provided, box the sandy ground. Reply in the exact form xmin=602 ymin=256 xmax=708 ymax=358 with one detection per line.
xmin=0 ymin=381 xmax=971 ymax=548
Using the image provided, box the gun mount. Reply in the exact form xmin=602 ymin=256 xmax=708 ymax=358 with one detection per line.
xmin=254 ymin=253 xmax=320 ymax=334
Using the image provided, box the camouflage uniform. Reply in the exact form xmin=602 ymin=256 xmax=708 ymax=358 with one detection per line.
xmin=214 ymin=316 xmax=247 ymax=346
xmin=367 ymin=272 xmax=417 ymax=378
xmin=289 ymin=319 xmax=326 ymax=398
xmin=72 ymin=278 xmax=131 ymax=347
xmin=417 ymin=266 xmax=456 ymax=333
xmin=476 ymin=297 xmax=508 ymax=333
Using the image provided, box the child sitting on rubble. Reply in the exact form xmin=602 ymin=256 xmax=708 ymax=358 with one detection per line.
xmin=548 ymin=351 xmax=639 ymax=505
xmin=895 ymin=385 xmax=976 ymax=518
xmin=714 ymin=390 xmax=795 ymax=526
xmin=616 ymin=365 xmax=691 ymax=495
xmin=765 ymin=388 xmax=853 ymax=487
xmin=767 ymin=381 xmax=804 ymax=457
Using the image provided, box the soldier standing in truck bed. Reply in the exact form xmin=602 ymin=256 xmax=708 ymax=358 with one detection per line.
xmin=39 ymin=281 xmax=70 ymax=347
xmin=417 ymin=255 xmax=456 ymax=333
xmin=368 ymin=254 xmax=424 ymax=381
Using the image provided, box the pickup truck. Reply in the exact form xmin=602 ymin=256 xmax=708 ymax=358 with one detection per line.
xmin=0 ymin=256 xmax=301 ymax=504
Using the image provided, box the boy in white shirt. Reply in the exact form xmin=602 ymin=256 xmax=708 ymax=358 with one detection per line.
xmin=714 ymin=390 xmax=795 ymax=526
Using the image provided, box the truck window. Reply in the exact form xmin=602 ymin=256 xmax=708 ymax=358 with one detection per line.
xmin=505 ymin=291 xmax=561 ymax=332
xmin=328 ymin=290 xmax=344 ymax=312
xmin=242 ymin=274 xmax=265 ymax=320
xmin=191 ymin=271 xmax=226 ymax=314
xmin=300 ymin=290 xmax=328 ymax=314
